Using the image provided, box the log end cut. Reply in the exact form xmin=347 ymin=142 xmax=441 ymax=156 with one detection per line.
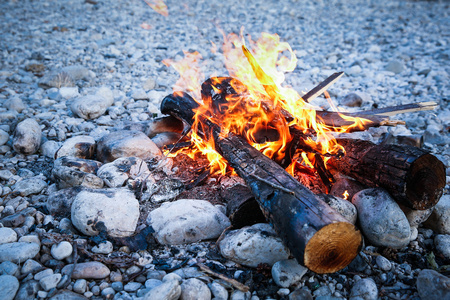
xmin=406 ymin=153 xmax=446 ymax=210
xmin=304 ymin=222 xmax=362 ymax=274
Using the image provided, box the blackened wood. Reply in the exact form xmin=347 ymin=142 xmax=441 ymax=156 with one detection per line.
xmin=327 ymin=138 xmax=446 ymax=210
xmin=161 ymin=93 xmax=362 ymax=273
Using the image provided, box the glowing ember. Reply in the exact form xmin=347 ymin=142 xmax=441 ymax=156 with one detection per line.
xmin=143 ymin=0 xmax=168 ymax=17
xmin=163 ymin=31 xmax=371 ymax=176
xmin=343 ymin=190 xmax=349 ymax=200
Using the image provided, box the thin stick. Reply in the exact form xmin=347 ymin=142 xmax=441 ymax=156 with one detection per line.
xmin=197 ymin=263 xmax=250 ymax=293
xmin=301 ymin=72 xmax=344 ymax=103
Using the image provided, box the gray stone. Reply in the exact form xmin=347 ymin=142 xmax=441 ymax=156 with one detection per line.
xmin=101 ymin=287 xmax=115 ymax=298
xmin=434 ymin=234 xmax=450 ymax=259
xmin=34 ymin=268 xmax=53 ymax=281
xmin=318 ymin=194 xmax=357 ymax=224
xmin=71 ymin=188 xmax=139 ymax=237
xmin=40 ymin=140 xmax=61 ymax=158
xmin=424 ymin=195 xmax=450 ymax=234
xmin=51 ymin=241 xmax=73 ymax=260
xmin=417 ymin=269 xmax=450 ymax=300
xmin=349 ymin=278 xmax=378 ymax=300
xmin=46 ymin=186 xmax=84 ymax=218
xmin=230 ymin=290 xmax=251 ymax=300
xmin=124 ymin=282 xmax=142 ymax=292
xmin=52 ymin=157 xmax=103 ymax=189
xmin=59 ymin=87 xmax=79 ymax=99
xmin=375 ymin=255 xmax=392 ymax=271
xmin=0 ymin=227 xmax=17 ymax=245
xmin=173 ymin=267 xmax=204 ymax=279
xmin=209 ymin=281 xmax=228 ymax=300
xmin=5 ymin=97 xmax=26 ymax=112
xmin=111 ymin=281 xmax=123 ymax=292
xmin=91 ymin=241 xmax=113 ymax=254
xmin=21 ymin=259 xmax=43 ymax=274
xmin=385 ymin=60 xmax=405 ymax=74
xmin=289 ymin=288 xmax=313 ymax=300
xmin=180 ymin=278 xmax=211 ymax=300
xmin=0 ymin=274 xmax=19 ymax=300
xmin=340 ymin=93 xmax=363 ymax=107
xmin=96 ymin=130 xmax=161 ymax=163
xmin=55 ymin=135 xmax=96 ymax=159
xmin=145 ymin=279 xmax=163 ymax=290
xmin=73 ymin=279 xmax=87 ymax=294
xmin=162 ymin=273 xmax=182 ymax=283
xmin=0 ymin=261 xmax=19 ymax=276
xmin=70 ymin=88 xmax=114 ymax=120
xmin=0 ymin=129 xmax=9 ymax=146
xmin=49 ymin=290 xmax=89 ymax=300
xmin=14 ymin=280 xmax=39 ymax=300
xmin=143 ymin=279 xmax=181 ymax=300
xmin=0 ymin=242 xmax=40 ymax=263
xmin=352 ymin=188 xmax=410 ymax=248
xmin=97 ymin=156 xmax=150 ymax=188
xmin=13 ymin=118 xmax=41 ymax=155
xmin=39 ymin=273 xmax=62 ymax=291
xmin=62 ymin=261 xmax=110 ymax=279
xmin=219 ymin=223 xmax=290 ymax=267
xmin=272 ymin=259 xmax=308 ymax=288
xmin=61 ymin=65 xmax=93 ymax=81
xmin=12 ymin=177 xmax=47 ymax=196
xmin=147 ymin=199 xmax=231 ymax=245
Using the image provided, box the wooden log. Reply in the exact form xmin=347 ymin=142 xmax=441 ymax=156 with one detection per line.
xmin=327 ymin=138 xmax=446 ymax=210
xmin=161 ymin=93 xmax=362 ymax=274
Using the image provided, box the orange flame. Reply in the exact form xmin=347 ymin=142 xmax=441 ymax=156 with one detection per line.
xmin=343 ymin=190 xmax=349 ymax=200
xmin=163 ymin=31 xmax=371 ymax=175
xmin=143 ymin=0 xmax=168 ymax=17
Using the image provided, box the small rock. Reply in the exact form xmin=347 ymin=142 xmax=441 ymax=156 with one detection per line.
xmin=34 ymin=268 xmax=53 ymax=281
xmin=0 ymin=129 xmax=9 ymax=146
xmin=434 ymin=234 xmax=450 ymax=259
xmin=180 ymin=278 xmax=211 ymax=300
xmin=12 ymin=177 xmax=47 ymax=196
xmin=0 ymin=274 xmax=20 ymax=300
xmin=317 ymin=194 xmax=357 ymax=224
xmin=71 ymin=89 xmax=114 ymax=120
xmin=51 ymin=241 xmax=73 ymax=260
xmin=385 ymin=60 xmax=405 ymax=74
xmin=424 ymin=195 xmax=450 ymax=234
xmin=272 ymin=259 xmax=308 ymax=288
xmin=219 ymin=223 xmax=290 ymax=267
xmin=145 ymin=279 xmax=163 ymax=290
xmin=61 ymin=65 xmax=93 ymax=81
xmin=14 ymin=280 xmax=39 ymax=300
xmin=71 ymin=188 xmax=140 ymax=237
xmin=91 ymin=241 xmax=113 ymax=254
xmin=416 ymin=269 xmax=450 ymax=300
xmin=73 ymin=279 xmax=87 ymax=294
xmin=147 ymin=199 xmax=231 ymax=244
xmin=143 ymin=279 xmax=181 ymax=300
xmin=142 ymin=77 xmax=156 ymax=90
xmin=209 ymin=281 xmax=228 ymax=300
xmin=289 ymin=288 xmax=313 ymax=300
xmin=97 ymin=156 xmax=150 ymax=188
xmin=49 ymin=290 xmax=90 ymax=300
xmin=151 ymin=132 xmax=183 ymax=149
xmin=230 ymin=290 xmax=251 ymax=300
xmin=5 ymin=97 xmax=26 ymax=112
xmin=101 ymin=287 xmax=115 ymax=298
xmin=124 ymin=282 xmax=142 ymax=292
xmin=46 ymin=186 xmax=84 ymax=217
xmin=0 ymin=228 xmax=18 ymax=245
xmin=130 ymin=88 xmax=149 ymax=100
xmin=352 ymin=188 xmax=410 ymax=248
xmin=40 ymin=140 xmax=61 ymax=158
xmin=13 ymin=118 xmax=42 ymax=155
xmin=0 ymin=242 xmax=40 ymax=263
xmin=62 ymin=261 xmax=110 ymax=279
xmin=349 ymin=278 xmax=378 ymax=300
xmin=96 ymin=130 xmax=162 ymax=163
xmin=39 ymin=273 xmax=62 ymax=291
xmin=55 ymin=136 xmax=96 ymax=159
xmin=375 ymin=255 xmax=392 ymax=271
xmin=21 ymin=259 xmax=43 ymax=275
xmin=111 ymin=281 xmax=123 ymax=292
xmin=0 ymin=261 xmax=19 ymax=276
xmin=59 ymin=87 xmax=79 ymax=99
xmin=52 ymin=157 xmax=103 ymax=189
xmin=340 ymin=93 xmax=363 ymax=107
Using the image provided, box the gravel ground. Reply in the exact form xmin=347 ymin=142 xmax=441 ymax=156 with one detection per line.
xmin=0 ymin=0 xmax=449 ymax=299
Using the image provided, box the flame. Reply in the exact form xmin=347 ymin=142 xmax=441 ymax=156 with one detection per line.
xmin=143 ymin=0 xmax=168 ymax=17
xmin=343 ymin=190 xmax=349 ymax=200
xmin=164 ymin=31 xmax=372 ymax=176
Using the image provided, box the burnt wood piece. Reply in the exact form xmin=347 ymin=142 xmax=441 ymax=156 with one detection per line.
xmin=161 ymin=93 xmax=362 ymax=274
xmin=327 ymin=138 xmax=446 ymax=210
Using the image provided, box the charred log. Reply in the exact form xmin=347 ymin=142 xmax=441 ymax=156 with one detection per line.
xmin=161 ymin=93 xmax=362 ymax=274
xmin=327 ymin=138 xmax=446 ymax=210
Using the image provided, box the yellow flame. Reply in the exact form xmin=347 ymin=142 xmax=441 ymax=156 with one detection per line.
xmin=343 ymin=190 xmax=349 ymax=200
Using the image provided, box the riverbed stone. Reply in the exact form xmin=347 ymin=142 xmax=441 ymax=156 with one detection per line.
xmin=70 ymin=87 xmax=114 ymax=120
xmin=0 ymin=275 xmax=20 ymax=300
xmin=416 ymin=269 xmax=450 ymax=300
xmin=12 ymin=118 xmax=41 ymax=155
xmin=62 ymin=261 xmax=110 ymax=279
xmin=0 ymin=228 xmax=18 ymax=245
xmin=180 ymin=278 xmax=211 ymax=300
xmin=272 ymin=259 xmax=308 ymax=288
xmin=55 ymin=135 xmax=96 ymax=159
xmin=0 ymin=242 xmax=40 ymax=263
xmin=424 ymin=195 xmax=450 ymax=234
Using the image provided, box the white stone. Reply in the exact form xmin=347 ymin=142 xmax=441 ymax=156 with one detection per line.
xmin=12 ymin=177 xmax=47 ymax=196
xmin=219 ymin=223 xmax=290 ymax=268
xmin=59 ymin=87 xmax=79 ymax=99
xmin=434 ymin=234 xmax=450 ymax=259
xmin=97 ymin=157 xmax=150 ymax=188
xmin=180 ymin=278 xmax=211 ymax=300
xmin=375 ymin=255 xmax=392 ymax=271
xmin=350 ymin=278 xmax=378 ymax=300
xmin=71 ymin=188 xmax=139 ymax=237
xmin=62 ymin=261 xmax=110 ymax=279
xmin=12 ymin=118 xmax=41 ymax=155
xmin=271 ymin=259 xmax=308 ymax=288
xmin=51 ymin=241 xmax=73 ymax=260
xmin=70 ymin=87 xmax=114 ymax=120
xmin=0 ymin=275 xmax=19 ymax=300
xmin=147 ymin=199 xmax=231 ymax=245
xmin=91 ymin=241 xmax=113 ymax=254
xmin=73 ymin=279 xmax=87 ymax=294
xmin=424 ymin=195 xmax=450 ymax=234
xmin=143 ymin=279 xmax=181 ymax=300
xmin=352 ymin=188 xmax=410 ymax=248
xmin=39 ymin=273 xmax=62 ymax=291
xmin=417 ymin=269 xmax=450 ymax=300
xmin=0 ymin=129 xmax=9 ymax=146
xmin=55 ymin=135 xmax=96 ymax=159
xmin=0 ymin=228 xmax=18 ymax=245
xmin=209 ymin=281 xmax=228 ymax=300
xmin=40 ymin=140 xmax=61 ymax=158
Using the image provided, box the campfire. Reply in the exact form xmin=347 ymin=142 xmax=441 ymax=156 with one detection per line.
xmin=155 ymin=32 xmax=445 ymax=273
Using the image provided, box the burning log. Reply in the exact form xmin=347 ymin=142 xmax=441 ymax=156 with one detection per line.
xmin=161 ymin=93 xmax=362 ymax=274
xmin=327 ymin=138 xmax=446 ymax=210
